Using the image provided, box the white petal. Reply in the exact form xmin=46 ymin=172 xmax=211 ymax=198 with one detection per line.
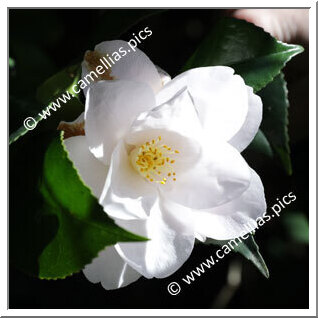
xmin=125 ymin=87 xmax=203 ymax=171
xmin=83 ymin=246 xmax=141 ymax=290
xmin=156 ymin=66 xmax=249 ymax=143
xmin=85 ymin=80 xmax=155 ymax=165
xmin=229 ymin=86 xmax=263 ymax=152
xmin=81 ymin=63 xmax=93 ymax=97
xmin=193 ymin=169 xmax=266 ymax=240
xmin=155 ymin=65 xmax=171 ymax=86
xmin=63 ymin=135 xmax=108 ymax=199
xmin=99 ymin=141 xmax=157 ymax=220
xmin=82 ymin=40 xmax=162 ymax=95
xmin=162 ymin=140 xmax=251 ymax=209
xmin=115 ymin=197 xmax=195 ymax=278
xmin=195 ymin=233 xmax=207 ymax=242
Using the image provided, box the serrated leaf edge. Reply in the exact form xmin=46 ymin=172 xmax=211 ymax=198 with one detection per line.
xmin=38 ymin=132 xmax=147 ymax=280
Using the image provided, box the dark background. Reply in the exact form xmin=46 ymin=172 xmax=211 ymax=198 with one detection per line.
xmin=9 ymin=9 xmax=309 ymax=309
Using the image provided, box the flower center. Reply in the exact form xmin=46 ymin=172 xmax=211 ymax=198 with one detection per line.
xmin=130 ymin=136 xmax=179 ymax=184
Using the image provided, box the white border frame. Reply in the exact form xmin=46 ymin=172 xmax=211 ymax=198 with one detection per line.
xmin=2 ymin=0 xmax=316 ymax=316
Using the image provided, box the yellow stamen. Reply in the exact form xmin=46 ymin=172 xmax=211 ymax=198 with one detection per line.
xmin=130 ymin=136 xmax=179 ymax=185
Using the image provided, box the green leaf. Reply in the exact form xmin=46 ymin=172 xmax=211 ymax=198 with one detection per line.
xmin=36 ymin=64 xmax=81 ymax=104
xmin=247 ymin=129 xmax=273 ymax=158
xmin=182 ymin=18 xmax=298 ymax=170
xmin=183 ymin=17 xmax=303 ymax=92
xmin=206 ymin=236 xmax=269 ymax=278
xmin=10 ymin=132 xmax=147 ymax=279
xmin=258 ymin=73 xmax=292 ymax=174
xmin=9 ymin=64 xmax=84 ymax=145
xmin=282 ymin=212 xmax=309 ymax=244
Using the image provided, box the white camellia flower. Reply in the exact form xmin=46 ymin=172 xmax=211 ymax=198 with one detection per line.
xmin=61 ymin=40 xmax=266 ymax=290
